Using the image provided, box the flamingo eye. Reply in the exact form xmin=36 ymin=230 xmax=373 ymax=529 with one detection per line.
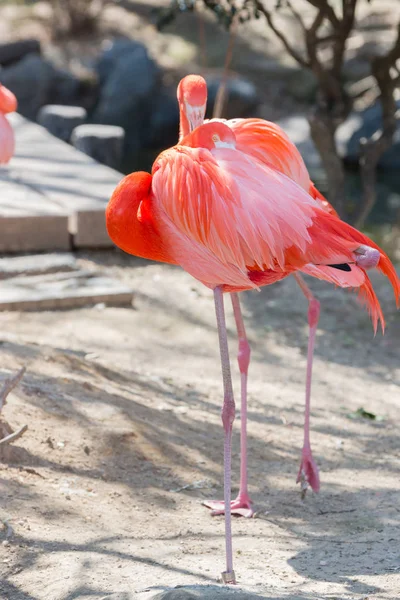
xmin=212 ymin=133 xmax=220 ymax=143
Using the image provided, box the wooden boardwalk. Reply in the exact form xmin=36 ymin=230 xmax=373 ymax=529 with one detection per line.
xmin=0 ymin=115 xmax=135 ymax=310
xmin=0 ymin=113 xmax=124 ymax=253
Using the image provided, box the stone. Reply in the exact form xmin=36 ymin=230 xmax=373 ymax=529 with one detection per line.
xmin=99 ymin=594 xmax=134 ymax=600
xmin=286 ymin=68 xmax=318 ymax=102
xmin=48 ymin=68 xmax=83 ymax=107
xmin=147 ymin=585 xmax=269 ymax=600
xmin=6 ymin=113 xmax=123 ymax=248
xmin=146 ymin=89 xmax=179 ymax=150
xmin=339 ymin=100 xmax=400 ymax=168
xmin=275 ymin=114 xmax=322 ymax=174
xmin=0 ymin=271 xmax=134 ymax=311
xmin=38 ymin=105 xmax=87 ymax=142
xmin=0 ymin=39 xmax=41 ymax=67
xmin=205 ymin=76 xmax=260 ymax=119
xmin=93 ymin=38 xmax=159 ymax=152
xmin=95 ymin=38 xmax=149 ymax=86
xmin=0 ymin=172 xmax=70 ymax=253
xmin=0 ymin=253 xmax=77 ymax=280
xmin=0 ymin=54 xmax=55 ymax=120
xmin=71 ymin=124 xmax=125 ymax=170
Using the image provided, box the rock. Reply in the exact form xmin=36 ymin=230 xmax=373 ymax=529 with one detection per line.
xmin=275 ymin=114 xmax=322 ymax=174
xmin=93 ymin=39 xmax=158 ymax=135
xmin=48 ymin=68 xmax=82 ymax=106
xmin=0 ymin=39 xmax=41 ymax=67
xmin=343 ymin=56 xmax=371 ymax=82
xmin=0 ymin=54 xmax=55 ymax=120
xmin=205 ymin=76 xmax=260 ymax=119
xmin=0 ymin=253 xmax=77 ymax=280
xmin=38 ymin=105 xmax=87 ymax=142
xmin=286 ymin=68 xmax=317 ymax=102
xmin=147 ymin=585 xmax=269 ymax=600
xmin=339 ymin=100 xmax=400 ymax=168
xmin=0 ymin=270 xmax=134 ymax=311
xmin=146 ymin=89 xmax=179 ymax=149
xmin=99 ymin=594 xmax=134 ymax=600
xmin=92 ymin=39 xmax=159 ymax=168
xmin=71 ymin=124 xmax=125 ymax=170
xmin=95 ymin=38 xmax=149 ymax=86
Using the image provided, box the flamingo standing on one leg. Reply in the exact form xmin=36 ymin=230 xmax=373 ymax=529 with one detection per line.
xmin=176 ymin=75 xmax=339 ymax=512
xmin=0 ymin=84 xmax=17 ymax=164
xmin=106 ymin=121 xmax=400 ymax=582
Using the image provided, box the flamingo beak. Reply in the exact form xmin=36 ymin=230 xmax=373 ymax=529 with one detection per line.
xmin=185 ymin=102 xmax=206 ymax=132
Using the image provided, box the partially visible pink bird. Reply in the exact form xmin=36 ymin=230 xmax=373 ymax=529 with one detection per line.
xmin=0 ymin=83 xmax=17 ymax=164
xmin=176 ymin=75 xmax=381 ymax=514
xmin=106 ymin=119 xmax=400 ymax=582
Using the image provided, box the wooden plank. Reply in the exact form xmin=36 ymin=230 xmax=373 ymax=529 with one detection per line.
xmin=0 ymin=270 xmax=134 ymax=311
xmin=8 ymin=113 xmax=123 ymax=248
xmin=0 ymin=253 xmax=77 ymax=279
xmin=0 ymin=171 xmax=70 ymax=253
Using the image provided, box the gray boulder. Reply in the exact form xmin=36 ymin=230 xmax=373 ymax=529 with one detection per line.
xmin=147 ymin=89 xmax=179 ymax=149
xmin=71 ymin=124 xmax=125 ymax=170
xmin=48 ymin=67 xmax=82 ymax=106
xmin=205 ymin=76 xmax=260 ymax=119
xmin=0 ymin=54 xmax=54 ymax=120
xmin=146 ymin=585 xmax=270 ymax=600
xmin=0 ymin=39 xmax=41 ymax=67
xmin=93 ymin=38 xmax=159 ymax=146
xmin=339 ymin=100 xmax=400 ymax=168
xmin=95 ymin=38 xmax=149 ymax=86
xmin=38 ymin=105 xmax=87 ymax=142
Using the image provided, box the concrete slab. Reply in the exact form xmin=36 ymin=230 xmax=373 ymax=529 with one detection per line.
xmin=0 ymin=253 xmax=77 ymax=279
xmin=0 ymin=270 xmax=134 ymax=311
xmin=7 ymin=113 xmax=123 ymax=248
xmin=0 ymin=171 xmax=70 ymax=252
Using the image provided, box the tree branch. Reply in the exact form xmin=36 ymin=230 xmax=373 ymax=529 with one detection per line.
xmin=254 ymin=1 xmax=310 ymax=67
xmin=0 ymin=367 xmax=26 ymax=413
xmin=306 ymin=0 xmax=340 ymax=28
xmin=353 ymin=20 xmax=400 ymax=228
xmin=0 ymin=425 xmax=28 ymax=447
xmin=286 ymin=0 xmax=306 ymax=32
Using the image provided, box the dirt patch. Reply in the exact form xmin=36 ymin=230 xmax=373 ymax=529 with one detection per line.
xmin=0 ymin=250 xmax=399 ymax=599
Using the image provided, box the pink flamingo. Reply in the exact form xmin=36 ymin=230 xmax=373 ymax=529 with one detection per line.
xmin=106 ymin=121 xmax=400 ymax=582
xmin=177 ymin=75 xmax=341 ymax=514
xmin=0 ymin=83 xmax=17 ymax=164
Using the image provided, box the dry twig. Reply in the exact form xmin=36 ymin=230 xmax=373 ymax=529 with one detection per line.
xmin=0 ymin=425 xmax=28 ymax=447
xmin=0 ymin=367 xmax=26 ymax=413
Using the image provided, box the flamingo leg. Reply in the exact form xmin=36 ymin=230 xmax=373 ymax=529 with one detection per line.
xmin=203 ymin=292 xmax=254 ymax=517
xmin=293 ymin=273 xmax=320 ymax=497
xmin=213 ymin=286 xmax=236 ymax=584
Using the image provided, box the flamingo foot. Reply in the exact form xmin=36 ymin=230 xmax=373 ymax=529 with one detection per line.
xmin=296 ymin=445 xmax=320 ymax=499
xmin=202 ymin=493 xmax=254 ymax=518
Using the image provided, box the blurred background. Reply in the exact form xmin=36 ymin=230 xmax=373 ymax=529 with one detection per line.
xmin=0 ymin=0 xmax=399 ymax=257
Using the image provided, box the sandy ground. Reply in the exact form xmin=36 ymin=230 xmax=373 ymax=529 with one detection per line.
xmin=0 ymin=250 xmax=399 ymax=599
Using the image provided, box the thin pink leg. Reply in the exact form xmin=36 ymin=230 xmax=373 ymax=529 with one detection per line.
xmin=293 ymin=273 xmax=320 ymax=497
xmin=213 ymin=286 xmax=236 ymax=584
xmin=203 ymin=293 xmax=253 ymax=517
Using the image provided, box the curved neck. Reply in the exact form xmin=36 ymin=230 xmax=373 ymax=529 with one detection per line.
xmin=179 ymin=104 xmax=191 ymax=142
xmin=106 ymin=175 xmax=176 ymax=265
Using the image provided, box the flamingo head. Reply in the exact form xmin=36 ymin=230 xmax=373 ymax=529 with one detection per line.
xmin=184 ymin=121 xmax=236 ymax=151
xmin=177 ymin=74 xmax=207 ymax=132
xmin=106 ymin=171 xmax=175 ymax=264
xmin=0 ymin=84 xmax=17 ymax=114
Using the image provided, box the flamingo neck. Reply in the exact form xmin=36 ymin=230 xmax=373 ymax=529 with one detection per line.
xmin=106 ymin=175 xmax=176 ymax=265
xmin=179 ymin=105 xmax=191 ymax=142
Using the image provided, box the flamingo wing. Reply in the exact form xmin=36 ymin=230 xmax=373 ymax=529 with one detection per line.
xmin=226 ymin=118 xmax=310 ymax=191
xmin=0 ymin=85 xmax=17 ymax=114
xmin=221 ymin=117 xmax=338 ymax=216
xmin=0 ymin=114 xmax=15 ymax=164
xmin=151 ymin=144 xmax=361 ymax=289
